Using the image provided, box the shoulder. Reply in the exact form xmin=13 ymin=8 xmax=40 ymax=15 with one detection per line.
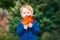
xmin=33 ymin=20 xmax=38 ymax=24
xmin=17 ymin=20 xmax=23 ymax=26
xmin=17 ymin=20 xmax=21 ymax=25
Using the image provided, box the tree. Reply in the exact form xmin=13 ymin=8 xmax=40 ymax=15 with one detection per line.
xmin=0 ymin=0 xmax=16 ymax=9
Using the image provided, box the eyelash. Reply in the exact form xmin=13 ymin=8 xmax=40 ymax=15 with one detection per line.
xmin=27 ymin=12 xmax=30 ymax=14
xmin=23 ymin=12 xmax=25 ymax=14
xmin=23 ymin=12 xmax=30 ymax=14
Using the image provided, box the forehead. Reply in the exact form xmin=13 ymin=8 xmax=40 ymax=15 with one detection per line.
xmin=22 ymin=8 xmax=31 ymax=12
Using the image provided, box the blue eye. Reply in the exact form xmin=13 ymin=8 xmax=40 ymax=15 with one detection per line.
xmin=23 ymin=12 xmax=25 ymax=14
xmin=27 ymin=12 xmax=30 ymax=14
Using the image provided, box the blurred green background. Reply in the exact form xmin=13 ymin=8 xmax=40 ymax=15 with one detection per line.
xmin=0 ymin=0 xmax=60 ymax=40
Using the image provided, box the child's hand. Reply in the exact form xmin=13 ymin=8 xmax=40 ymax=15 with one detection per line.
xmin=24 ymin=24 xmax=28 ymax=30
xmin=28 ymin=23 xmax=33 ymax=28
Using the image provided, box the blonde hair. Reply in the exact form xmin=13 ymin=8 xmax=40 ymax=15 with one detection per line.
xmin=20 ymin=5 xmax=33 ymax=13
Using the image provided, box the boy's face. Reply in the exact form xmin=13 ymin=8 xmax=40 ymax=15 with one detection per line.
xmin=21 ymin=8 xmax=33 ymax=18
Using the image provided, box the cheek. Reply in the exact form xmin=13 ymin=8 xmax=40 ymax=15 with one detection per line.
xmin=21 ymin=14 xmax=26 ymax=18
xmin=22 ymin=14 xmax=26 ymax=17
xmin=28 ymin=13 xmax=33 ymax=16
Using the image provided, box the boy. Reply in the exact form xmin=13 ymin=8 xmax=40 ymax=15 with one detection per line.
xmin=16 ymin=5 xmax=40 ymax=40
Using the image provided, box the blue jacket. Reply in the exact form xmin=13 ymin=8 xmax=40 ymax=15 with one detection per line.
xmin=16 ymin=20 xmax=40 ymax=40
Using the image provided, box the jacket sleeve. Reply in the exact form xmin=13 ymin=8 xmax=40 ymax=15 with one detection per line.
xmin=16 ymin=21 xmax=25 ymax=36
xmin=30 ymin=20 xmax=40 ymax=35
